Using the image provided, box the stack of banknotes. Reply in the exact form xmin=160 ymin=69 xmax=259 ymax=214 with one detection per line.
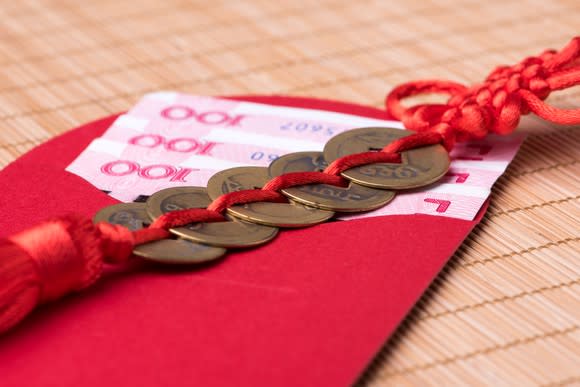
xmin=67 ymin=92 xmax=525 ymax=221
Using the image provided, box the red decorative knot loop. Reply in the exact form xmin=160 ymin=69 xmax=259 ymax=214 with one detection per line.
xmin=1 ymin=37 xmax=579 ymax=335
xmin=386 ymin=36 xmax=580 ymax=148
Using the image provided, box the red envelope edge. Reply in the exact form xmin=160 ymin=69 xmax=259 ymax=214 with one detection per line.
xmin=0 ymin=96 xmax=487 ymax=387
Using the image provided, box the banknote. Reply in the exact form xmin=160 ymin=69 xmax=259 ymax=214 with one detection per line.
xmin=65 ymin=145 xmax=218 ymax=203
xmin=126 ymin=92 xmax=400 ymax=136
xmin=339 ymin=184 xmax=492 ymax=220
xmin=96 ymin=128 xmax=287 ymax=168
xmin=66 ymin=92 xmax=526 ymax=220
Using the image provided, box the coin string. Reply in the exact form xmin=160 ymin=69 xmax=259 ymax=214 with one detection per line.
xmin=0 ymin=36 xmax=578 ymax=335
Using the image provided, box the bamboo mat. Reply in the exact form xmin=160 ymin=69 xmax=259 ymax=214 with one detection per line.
xmin=0 ymin=0 xmax=578 ymax=385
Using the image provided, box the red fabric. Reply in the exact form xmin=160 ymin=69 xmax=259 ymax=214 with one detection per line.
xmin=0 ymin=96 xmax=485 ymax=387
xmin=386 ymin=36 xmax=580 ymax=144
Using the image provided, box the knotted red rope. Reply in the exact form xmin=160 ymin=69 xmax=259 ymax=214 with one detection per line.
xmin=386 ymin=36 xmax=580 ymax=150
xmin=0 ymin=37 xmax=578 ymax=334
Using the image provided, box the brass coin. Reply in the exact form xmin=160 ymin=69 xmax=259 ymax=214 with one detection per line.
xmin=126 ymin=239 xmax=226 ymax=264
xmin=206 ymin=166 xmax=334 ymax=227
xmin=93 ymin=202 xmax=226 ymax=264
xmin=268 ymin=151 xmax=395 ymax=212
xmin=146 ymin=187 xmax=278 ymax=248
xmin=93 ymin=202 xmax=150 ymax=231
xmin=146 ymin=187 xmax=212 ymax=218
xmin=323 ymin=127 xmax=450 ymax=189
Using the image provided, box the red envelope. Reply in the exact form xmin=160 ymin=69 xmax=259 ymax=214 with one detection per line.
xmin=0 ymin=96 xmax=485 ymax=386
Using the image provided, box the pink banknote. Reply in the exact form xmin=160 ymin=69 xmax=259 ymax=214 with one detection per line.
xmin=341 ymin=191 xmax=488 ymax=220
xmin=94 ymin=131 xmax=286 ymax=168
xmin=66 ymin=92 xmax=526 ymax=220
xmin=124 ymin=92 xmax=400 ymax=144
xmin=66 ymin=147 xmax=218 ymax=203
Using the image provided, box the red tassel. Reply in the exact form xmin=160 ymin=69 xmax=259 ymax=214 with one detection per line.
xmin=0 ymin=216 xmax=104 ymax=333
xmin=0 ymin=212 xmax=198 ymax=334
xmin=0 ymin=239 xmax=40 ymax=333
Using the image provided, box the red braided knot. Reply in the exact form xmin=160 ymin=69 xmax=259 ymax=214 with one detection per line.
xmin=1 ymin=37 xmax=579 ymax=334
xmin=386 ymin=36 xmax=580 ymax=150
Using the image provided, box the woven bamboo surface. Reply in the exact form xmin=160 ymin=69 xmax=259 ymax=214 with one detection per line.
xmin=0 ymin=0 xmax=578 ymax=385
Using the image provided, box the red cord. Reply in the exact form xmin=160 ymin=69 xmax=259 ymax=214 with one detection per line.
xmin=1 ymin=37 xmax=578 ymax=334
xmin=385 ymin=37 xmax=580 ymax=149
